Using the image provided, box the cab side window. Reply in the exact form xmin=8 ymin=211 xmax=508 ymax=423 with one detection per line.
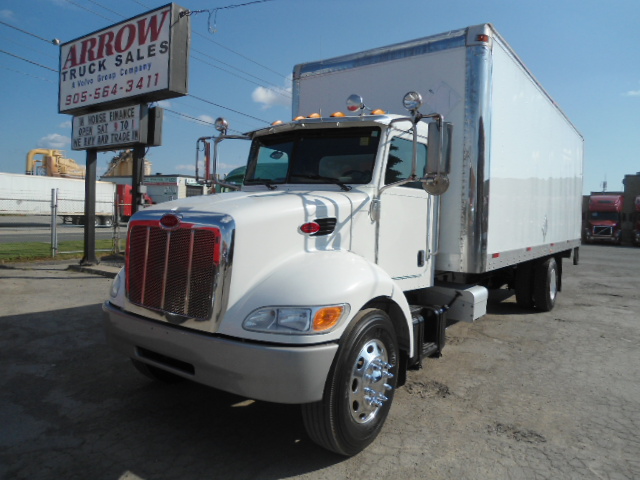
xmin=385 ymin=137 xmax=427 ymax=188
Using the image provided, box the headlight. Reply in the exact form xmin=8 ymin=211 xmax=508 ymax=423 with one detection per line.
xmin=243 ymin=305 xmax=348 ymax=335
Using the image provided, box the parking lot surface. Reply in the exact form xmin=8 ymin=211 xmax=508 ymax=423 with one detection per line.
xmin=1 ymin=244 xmax=639 ymax=479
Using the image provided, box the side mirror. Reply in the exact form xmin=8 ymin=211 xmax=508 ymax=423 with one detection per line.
xmin=424 ymin=121 xmax=453 ymax=195
xmin=426 ymin=121 xmax=452 ymax=175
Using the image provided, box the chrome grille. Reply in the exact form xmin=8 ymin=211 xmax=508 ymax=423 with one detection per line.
xmin=127 ymin=223 xmax=220 ymax=320
xmin=593 ymin=226 xmax=613 ymax=236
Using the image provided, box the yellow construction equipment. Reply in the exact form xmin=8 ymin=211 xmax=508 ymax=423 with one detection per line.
xmin=103 ymin=149 xmax=152 ymax=177
xmin=25 ymin=149 xmax=86 ymax=178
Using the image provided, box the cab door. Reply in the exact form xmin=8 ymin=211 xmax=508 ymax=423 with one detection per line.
xmin=377 ymin=135 xmax=433 ymax=288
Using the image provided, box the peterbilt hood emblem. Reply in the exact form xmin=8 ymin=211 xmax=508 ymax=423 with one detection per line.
xmin=160 ymin=213 xmax=182 ymax=230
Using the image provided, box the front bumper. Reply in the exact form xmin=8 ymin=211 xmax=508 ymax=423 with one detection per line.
xmin=103 ymin=301 xmax=338 ymax=404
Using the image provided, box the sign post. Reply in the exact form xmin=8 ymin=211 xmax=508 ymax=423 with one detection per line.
xmin=82 ymin=150 xmax=98 ymax=265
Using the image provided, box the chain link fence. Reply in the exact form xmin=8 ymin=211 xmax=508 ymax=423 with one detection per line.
xmin=1 ymin=188 xmax=127 ymax=259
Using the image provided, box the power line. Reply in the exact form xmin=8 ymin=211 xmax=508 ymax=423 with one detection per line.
xmin=163 ymin=108 xmax=214 ymax=125
xmin=0 ymin=34 xmax=59 ymax=61
xmin=207 ymin=0 xmax=276 ymax=35
xmin=62 ymin=0 xmax=116 ymax=22
xmin=192 ymin=50 xmax=291 ymax=99
xmin=48 ymin=0 xmax=288 ymax=86
xmin=129 ymin=0 xmax=151 ymax=8
xmin=1 ymin=1 xmax=276 ymax=128
xmin=85 ymin=0 xmax=127 ymax=19
xmin=0 ymin=49 xmax=58 ymax=72
xmin=0 ymin=19 xmax=60 ymax=45
xmin=0 ymin=65 xmax=56 ymax=83
xmin=190 ymin=94 xmax=270 ymax=124
xmin=193 ymin=31 xmax=287 ymax=80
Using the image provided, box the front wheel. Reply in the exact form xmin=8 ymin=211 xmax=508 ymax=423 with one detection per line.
xmin=301 ymin=308 xmax=399 ymax=456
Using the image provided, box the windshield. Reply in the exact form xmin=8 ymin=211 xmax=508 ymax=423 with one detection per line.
xmin=244 ymin=127 xmax=381 ymax=186
xmin=589 ymin=212 xmax=620 ymax=222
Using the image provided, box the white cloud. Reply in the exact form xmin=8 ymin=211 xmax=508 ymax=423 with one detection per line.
xmin=0 ymin=9 xmax=14 ymax=19
xmin=252 ymin=76 xmax=292 ymax=109
xmin=38 ymin=133 xmax=70 ymax=149
xmin=155 ymin=100 xmax=172 ymax=108
xmin=624 ymin=90 xmax=640 ymax=97
xmin=198 ymin=114 xmax=215 ymax=125
xmin=59 ymin=120 xmax=72 ymax=129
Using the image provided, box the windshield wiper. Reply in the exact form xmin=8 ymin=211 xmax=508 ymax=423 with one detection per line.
xmin=291 ymin=174 xmax=352 ymax=192
xmin=245 ymin=178 xmax=278 ymax=190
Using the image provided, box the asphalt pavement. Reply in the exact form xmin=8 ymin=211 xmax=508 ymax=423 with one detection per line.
xmin=1 ymin=244 xmax=639 ymax=479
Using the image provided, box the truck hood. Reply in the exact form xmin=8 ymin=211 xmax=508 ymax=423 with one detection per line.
xmin=127 ymin=188 xmax=372 ymax=332
xmin=139 ymin=189 xmax=369 ymax=240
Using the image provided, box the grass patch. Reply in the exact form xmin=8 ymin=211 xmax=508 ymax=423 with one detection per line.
xmin=0 ymin=239 xmax=121 ymax=263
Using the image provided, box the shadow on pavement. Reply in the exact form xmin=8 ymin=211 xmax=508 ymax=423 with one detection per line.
xmin=1 ymin=304 xmax=345 ymax=480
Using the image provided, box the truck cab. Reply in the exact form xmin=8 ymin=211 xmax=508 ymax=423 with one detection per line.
xmin=585 ymin=194 xmax=624 ymax=244
xmin=104 ymin=94 xmax=472 ymax=455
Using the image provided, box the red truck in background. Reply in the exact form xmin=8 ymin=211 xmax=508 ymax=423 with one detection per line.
xmin=585 ymin=194 xmax=624 ymax=244
xmin=116 ymin=184 xmax=154 ymax=222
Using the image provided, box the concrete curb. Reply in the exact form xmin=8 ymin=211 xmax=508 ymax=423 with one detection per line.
xmin=67 ymin=263 xmax=121 ymax=278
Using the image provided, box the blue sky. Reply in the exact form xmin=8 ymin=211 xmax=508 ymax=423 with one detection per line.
xmin=1 ymin=0 xmax=638 ymax=194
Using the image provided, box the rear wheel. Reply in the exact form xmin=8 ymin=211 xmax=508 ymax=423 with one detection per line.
xmin=301 ymin=309 xmax=399 ymax=456
xmin=514 ymin=263 xmax=534 ymax=309
xmin=533 ymin=257 xmax=559 ymax=312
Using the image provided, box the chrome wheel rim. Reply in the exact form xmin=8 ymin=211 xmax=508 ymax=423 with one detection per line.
xmin=550 ymin=267 xmax=558 ymax=301
xmin=348 ymin=339 xmax=394 ymax=424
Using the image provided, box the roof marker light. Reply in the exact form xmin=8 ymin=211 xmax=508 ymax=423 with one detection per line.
xmin=371 ymin=109 xmax=386 ymax=115
xmin=308 ymin=113 xmax=321 ymax=118
xmin=293 ymin=115 xmax=305 ymax=121
xmin=331 ymin=111 xmax=346 ymax=117
xmin=271 ymin=120 xmax=283 ymax=126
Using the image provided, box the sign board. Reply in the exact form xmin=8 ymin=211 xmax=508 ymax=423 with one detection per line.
xmin=59 ymin=3 xmax=190 ymax=115
xmin=72 ymin=105 xmax=143 ymax=150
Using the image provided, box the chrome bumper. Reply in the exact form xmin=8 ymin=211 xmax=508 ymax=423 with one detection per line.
xmin=102 ymin=301 xmax=338 ymax=404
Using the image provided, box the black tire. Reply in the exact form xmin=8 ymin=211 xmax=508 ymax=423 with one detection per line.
xmin=533 ymin=257 xmax=559 ymax=312
xmin=102 ymin=216 xmax=113 ymax=227
xmin=131 ymin=359 xmax=184 ymax=383
xmin=301 ymin=308 xmax=399 ymax=456
xmin=514 ymin=263 xmax=535 ymax=309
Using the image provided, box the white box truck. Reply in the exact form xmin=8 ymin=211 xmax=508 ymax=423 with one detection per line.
xmin=103 ymin=24 xmax=583 ymax=455
xmin=0 ymin=173 xmax=116 ymax=226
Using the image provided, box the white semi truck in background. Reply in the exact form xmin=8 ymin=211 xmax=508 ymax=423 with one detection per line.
xmin=0 ymin=172 xmax=117 ymax=226
xmin=103 ymin=24 xmax=583 ymax=455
